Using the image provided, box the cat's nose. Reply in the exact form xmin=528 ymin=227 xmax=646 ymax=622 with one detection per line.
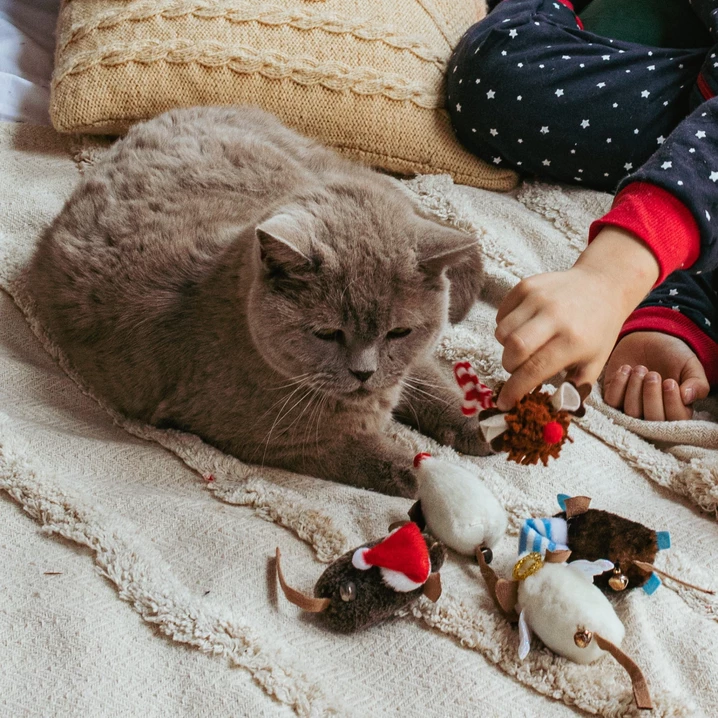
xmin=350 ymin=369 xmax=375 ymax=383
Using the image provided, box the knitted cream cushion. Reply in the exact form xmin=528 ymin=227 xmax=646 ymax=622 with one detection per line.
xmin=50 ymin=0 xmax=518 ymax=190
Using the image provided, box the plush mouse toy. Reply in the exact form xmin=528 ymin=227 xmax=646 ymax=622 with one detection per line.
xmin=477 ymin=549 xmax=653 ymax=710
xmin=454 ymin=361 xmax=590 ymax=466
xmin=397 ymin=453 xmax=507 ymax=562
xmin=275 ymin=522 xmax=445 ymax=632
xmin=519 ymin=494 xmax=715 ymax=595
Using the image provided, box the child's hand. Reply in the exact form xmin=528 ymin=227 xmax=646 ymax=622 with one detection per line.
xmin=494 ymin=227 xmax=661 ymax=411
xmin=603 ymin=332 xmax=709 ymax=420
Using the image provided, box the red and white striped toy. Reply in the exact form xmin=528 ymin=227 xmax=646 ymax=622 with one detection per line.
xmin=454 ymin=361 xmax=495 ymax=416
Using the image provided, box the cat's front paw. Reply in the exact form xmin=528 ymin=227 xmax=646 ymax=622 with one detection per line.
xmin=436 ymin=418 xmax=492 ymax=457
xmin=377 ymin=462 xmax=418 ymax=498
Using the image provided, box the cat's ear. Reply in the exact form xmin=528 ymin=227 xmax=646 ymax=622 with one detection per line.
xmin=417 ymin=227 xmax=479 ymax=279
xmin=256 ymin=213 xmax=317 ymax=280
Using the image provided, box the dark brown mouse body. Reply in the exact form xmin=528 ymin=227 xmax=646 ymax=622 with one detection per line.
xmin=276 ymin=523 xmax=446 ymax=632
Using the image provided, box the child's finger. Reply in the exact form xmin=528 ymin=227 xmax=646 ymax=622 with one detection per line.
xmin=495 ymin=278 xmax=533 ymax=324
xmin=603 ymin=365 xmax=632 ymax=408
xmin=500 ymin=316 xmax=558 ymax=374
xmin=494 ymin=301 xmax=537 ymax=346
xmin=679 ymin=358 xmax=710 ymax=405
xmin=642 ymin=372 xmax=665 ymax=421
xmin=622 ymin=365 xmax=647 ymax=418
xmin=496 ymin=336 xmax=567 ymax=410
xmin=663 ymin=379 xmax=693 ymax=421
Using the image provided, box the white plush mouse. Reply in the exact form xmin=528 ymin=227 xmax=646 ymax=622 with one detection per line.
xmin=409 ymin=453 xmax=507 ymax=559
xmin=515 ymin=557 xmax=623 ymax=663
xmin=479 ymin=549 xmax=652 ymax=710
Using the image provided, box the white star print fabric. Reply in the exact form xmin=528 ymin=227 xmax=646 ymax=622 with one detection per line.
xmin=446 ymin=0 xmax=718 ymax=349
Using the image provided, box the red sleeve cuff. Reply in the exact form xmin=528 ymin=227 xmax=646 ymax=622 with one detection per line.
xmin=620 ymin=306 xmax=718 ymax=387
xmin=589 ymin=182 xmax=701 ymax=284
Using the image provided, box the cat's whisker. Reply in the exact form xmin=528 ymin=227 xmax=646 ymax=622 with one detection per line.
xmin=302 ymin=382 xmax=329 ymax=460
xmin=402 ymin=377 xmax=447 ymax=390
xmin=259 ymin=383 xmax=316 ymax=464
xmin=401 ymin=380 xmax=452 ymax=407
xmin=267 ymin=373 xmax=313 ymax=391
xmin=399 ymin=381 xmax=422 ymax=432
xmin=258 ymin=379 xmax=313 ymax=422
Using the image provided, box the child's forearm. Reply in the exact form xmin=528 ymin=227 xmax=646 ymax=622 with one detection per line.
xmin=575 ymin=226 xmax=660 ymax=315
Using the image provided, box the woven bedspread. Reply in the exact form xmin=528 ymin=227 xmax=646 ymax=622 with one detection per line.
xmin=1 ymin=122 xmax=717 ymax=718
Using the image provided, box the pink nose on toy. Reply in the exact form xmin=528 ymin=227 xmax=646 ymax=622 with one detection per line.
xmin=542 ymin=421 xmax=564 ymax=445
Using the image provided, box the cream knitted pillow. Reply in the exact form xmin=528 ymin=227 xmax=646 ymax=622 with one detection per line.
xmin=51 ymin=0 xmax=517 ymax=190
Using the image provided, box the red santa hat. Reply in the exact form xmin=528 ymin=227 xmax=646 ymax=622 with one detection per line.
xmin=352 ymin=522 xmax=431 ymax=592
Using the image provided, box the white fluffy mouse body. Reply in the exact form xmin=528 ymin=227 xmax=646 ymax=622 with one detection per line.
xmin=413 ymin=453 xmax=507 ymax=556
xmin=517 ymin=559 xmax=625 ymax=664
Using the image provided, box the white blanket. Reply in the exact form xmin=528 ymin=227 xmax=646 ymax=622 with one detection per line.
xmin=1 ymin=123 xmax=717 ymax=718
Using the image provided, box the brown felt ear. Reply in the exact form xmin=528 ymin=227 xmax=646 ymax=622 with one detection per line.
xmin=593 ymin=633 xmax=653 ymax=710
xmin=275 ymin=548 xmax=330 ymax=613
xmin=564 ymin=495 xmax=591 ymax=518
xmin=422 ymin=572 xmax=442 ymax=602
xmin=545 ymin=548 xmax=572 ymax=564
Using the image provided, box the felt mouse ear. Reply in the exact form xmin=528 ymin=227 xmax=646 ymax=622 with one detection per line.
xmin=551 ymin=382 xmax=582 ymax=413
xmin=422 ymin=572 xmax=442 ymax=602
xmin=563 ymin=495 xmax=591 ymax=518
xmin=275 ymin=548 xmax=330 ymax=613
xmin=656 ymin=531 xmax=671 ymax=550
xmin=592 ymin=632 xmax=653 ymax=710
xmin=545 ymin=548 xmax=572 ymax=564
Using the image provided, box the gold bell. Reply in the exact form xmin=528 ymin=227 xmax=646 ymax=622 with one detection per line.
xmin=608 ymin=567 xmax=629 ymax=591
xmin=574 ymin=628 xmax=593 ymax=648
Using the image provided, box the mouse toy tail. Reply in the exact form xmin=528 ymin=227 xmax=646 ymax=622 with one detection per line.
xmin=633 ymin=560 xmax=715 ymax=595
xmin=592 ymin=633 xmax=653 ymax=710
xmin=275 ymin=548 xmax=330 ymax=613
xmin=475 ymin=547 xmax=519 ymax=622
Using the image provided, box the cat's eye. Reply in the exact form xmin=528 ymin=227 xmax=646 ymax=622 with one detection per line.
xmin=313 ymin=329 xmax=343 ymax=342
xmin=386 ymin=327 xmax=412 ymax=340
xmin=339 ymin=581 xmax=357 ymax=602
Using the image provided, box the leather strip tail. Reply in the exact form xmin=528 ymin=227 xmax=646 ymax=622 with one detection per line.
xmin=633 ymin=560 xmax=716 ymax=595
xmin=476 ymin=547 xmax=518 ymax=621
xmin=275 ymin=548 xmax=330 ymax=613
xmin=593 ymin=633 xmax=653 ymax=710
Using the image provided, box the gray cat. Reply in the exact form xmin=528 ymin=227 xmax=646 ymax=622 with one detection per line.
xmin=29 ymin=106 xmax=488 ymax=497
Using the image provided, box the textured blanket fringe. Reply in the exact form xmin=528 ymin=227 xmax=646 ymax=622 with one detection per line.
xmin=60 ymin=0 xmax=445 ymax=68
xmin=0 ymin=435 xmax=344 ymax=717
xmin=577 ymin=403 xmax=717 ymax=514
xmin=406 ymin=595 xmax=693 ymax=717
xmin=208 ymin=476 xmax=348 ymax=563
xmin=53 ymin=38 xmax=442 ymax=109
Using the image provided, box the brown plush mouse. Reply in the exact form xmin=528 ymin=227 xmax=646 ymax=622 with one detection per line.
xmin=275 ymin=522 xmax=446 ymax=632
xmin=519 ymin=494 xmax=714 ymax=595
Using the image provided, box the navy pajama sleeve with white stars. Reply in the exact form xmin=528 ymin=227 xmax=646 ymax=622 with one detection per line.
xmin=447 ymin=0 xmax=718 ymax=385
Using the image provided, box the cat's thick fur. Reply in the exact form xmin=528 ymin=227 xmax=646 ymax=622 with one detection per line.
xmin=29 ymin=107 xmax=488 ymax=497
